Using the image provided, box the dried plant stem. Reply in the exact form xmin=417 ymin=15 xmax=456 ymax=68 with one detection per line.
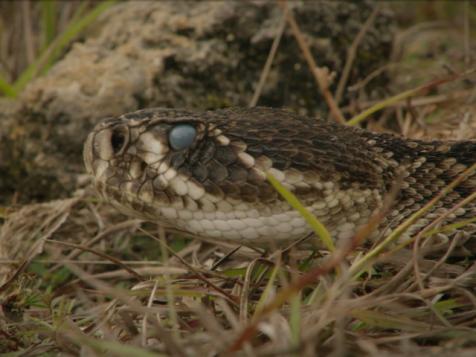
xmin=279 ymin=1 xmax=346 ymax=124
xmin=335 ymin=5 xmax=380 ymax=105
xmin=250 ymin=14 xmax=286 ymax=107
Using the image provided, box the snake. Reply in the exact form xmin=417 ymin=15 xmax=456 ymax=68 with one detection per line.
xmin=83 ymin=107 xmax=476 ymax=249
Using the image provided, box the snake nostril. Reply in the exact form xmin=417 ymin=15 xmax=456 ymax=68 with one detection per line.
xmin=111 ymin=127 xmax=128 ymax=154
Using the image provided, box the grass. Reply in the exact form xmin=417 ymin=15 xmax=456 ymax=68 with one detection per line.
xmin=0 ymin=1 xmax=475 ymax=356
xmin=1 ymin=163 xmax=473 ymax=354
xmin=266 ymin=172 xmax=334 ymax=252
xmin=0 ymin=1 xmax=115 ymax=97
xmin=346 ymin=69 xmax=476 ymax=126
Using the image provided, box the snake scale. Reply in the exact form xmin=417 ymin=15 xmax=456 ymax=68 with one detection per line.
xmin=83 ymin=107 xmax=476 ymax=250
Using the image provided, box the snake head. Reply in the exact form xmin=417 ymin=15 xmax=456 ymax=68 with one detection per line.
xmin=83 ymin=108 xmax=288 ymax=242
xmin=84 ymin=107 xmax=387 ymax=245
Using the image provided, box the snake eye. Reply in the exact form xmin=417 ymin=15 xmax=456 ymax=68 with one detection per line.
xmin=168 ymin=124 xmax=196 ymax=151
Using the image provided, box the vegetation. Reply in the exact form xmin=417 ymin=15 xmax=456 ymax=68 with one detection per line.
xmin=0 ymin=1 xmax=475 ymax=355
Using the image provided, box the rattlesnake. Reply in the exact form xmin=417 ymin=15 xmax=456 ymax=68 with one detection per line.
xmin=83 ymin=107 xmax=475 ymax=250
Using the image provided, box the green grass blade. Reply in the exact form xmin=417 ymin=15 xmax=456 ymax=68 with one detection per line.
xmin=290 ymin=292 xmax=301 ymax=347
xmin=266 ymin=172 xmax=335 ymax=251
xmin=351 ymin=309 xmax=432 ymax=332
xmin=42 ymin=0 xmax=116 ymax=73
xmin=13 ymin=0 xmax=116 ymax=93
xmin=347 ymin=86 xmax=422 ymax=126
xmin=0 ymin=74 xmax=16 ymax=97
xmin=41 ymin=0 xmax=57 ymax=48
xmin=254 ymin=263 xmax=279 ymax=315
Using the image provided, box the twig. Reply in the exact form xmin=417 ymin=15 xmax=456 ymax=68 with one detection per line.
xmin=278 ymin=1 xmax=346 ymax=124
xmin=335 ymin=5 xmax=380 ymax=105
xmin=249 ymin=14 xmax=286 ymax=107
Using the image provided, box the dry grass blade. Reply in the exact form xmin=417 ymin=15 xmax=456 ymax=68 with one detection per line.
xmin=249 ymin=14 xmax=286 ymax=107
xmin=46 ymin=239 xmax=144 ymax=280
xmin=254 ymin=261 xmax=280 ymax=315
xmin=142 ymin=279 xmax=158 ymax=346
xmin=0 ymin=197 xmax=79 ymax=291
xmin=58 ymin=320 xmax=169 ymax=357
xmin=421 ymin=216 xmax=476 ymax=238
xmin=278 ymin=0 xmax=346 ymax=124
xmin=420 ymin=192 xmax=476 ymax=239
xmin=49 ymin=219 xmax=143 ymax=274
xmin=411 ymin=190 xmax=476 ymax=290
xmin=347 ymin=68 xmax=476 ymax=126
xmin=62 ymin=261 xmax=188 ymax=356
xmin=240 ymin=258 xmax=263 ymax=323
xmin=335 ymin=5 xmax=380 ymax=105
xmin=138 ymin=227 xmax=240 ymax=305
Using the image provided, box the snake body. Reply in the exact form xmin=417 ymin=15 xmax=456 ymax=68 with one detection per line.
xmin=83 ymin=107 xmax=475 ymax=247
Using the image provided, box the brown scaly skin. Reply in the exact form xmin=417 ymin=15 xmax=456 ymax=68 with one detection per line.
xmin=83 ymin=107 xmax=475 ymax=251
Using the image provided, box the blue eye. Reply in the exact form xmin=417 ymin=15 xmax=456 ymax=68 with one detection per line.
xmin=168 ymin=124 xmax=196 ymax=150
